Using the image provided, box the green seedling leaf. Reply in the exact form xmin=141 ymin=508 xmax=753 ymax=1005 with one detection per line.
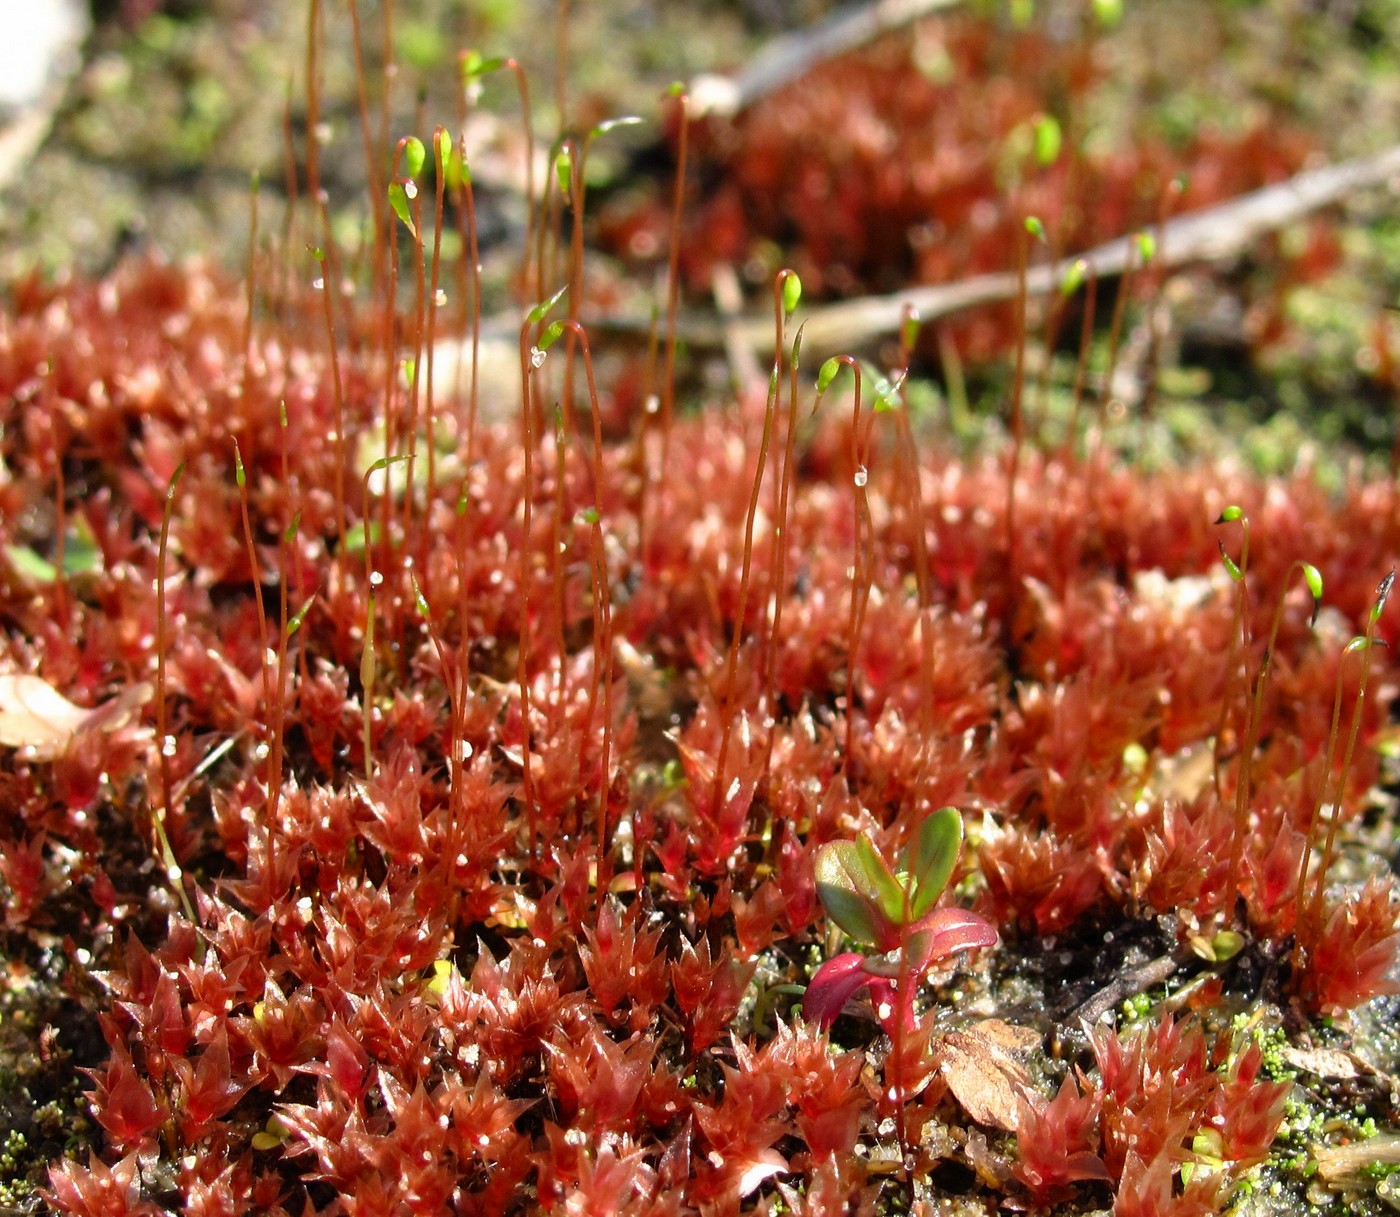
xmin=1032 ymin=115 xmax=1061 ymax=166
xmin=342 ymin=521 xmax=382 ymax=554
xmin=1210 ymin=930 xmax=1244 ymax=962
xmin=6 ymin=532 xmax=102 ymax=584
xmin=282 ymin=511 xmax=301 ymax=545
xmin=402 ymin=136 xmax=426 ymax=180
xmin=251 ymin=1115 xmax=291 ymax=1152
xmin=539 ymin=319 xmax=567 ymax=352
xmin=901 ymin=309 xmax=922 ymax=352
xmin=287 ymin=595 xmax=316 ymax=637
xmin=791 ymin=323 xmax=805 ymax=367
xmin=1060 ymin=258 xmax=1087 ymax=296
xmin=526 ymin=284 xmax=569 ymax=326
xmin=902 ymin=806 xmax=963 ymax=919
xmin=554 ymin=145 xmax=573 ymax=199
xmin=854 ymin=834 xmax=907 ymax=926
xmin=1218 ymin=540 xmax=1243 ymax=583
xmin=1024 ymin=215 xmax=1047 ymax=244
xmin=814 ymin=839 xmax=900 ymax=949
xmin=1011 ymin=0 xmax=1034 ymax=29
xmin=817 ymin=356 xmax=844 ymax=394
xmin=1135 ymin=231 xmax=1156 ymax=263
xmin=665 ymin=80 xmax=686 ymax=98
xmin=1372 ymin=571 xmax=1395 ymax=623
xmin=233 ymin=437 xmax=246 ymax=488
xmin=459 ymin=51 xmax=504 ymax=82
xmin=5 ymin=545 xmax=58 ymax=583
xmin=872 ymin=372 xmax=905 ymax=413
xmin=388 ymin=181 xmax=417 ymax=238
xmin=1093 ymin=0 xmax=1123 ymax=25
xmin=365 ymin=454 xmax=411 ymax=478
xmin=782 ymin=272 xmax=802 ymax=317
xmin=1302 ymin=562 xmax=1323 ymax=624
xmin=1216 ymin=504 xmax=1244 ymax=524
xmin=575 ymin=506 xmax=600 ymax=526
xmin=442 ymin=144 xmax=471 ymax=190
xmin=410 ymin=575 xmax=431 ymax=618
xmin=434 ymin=128 xmax=451 ymax=180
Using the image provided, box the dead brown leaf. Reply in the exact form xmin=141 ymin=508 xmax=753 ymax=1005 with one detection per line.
xmin=936 ymin=1019 xmax=1040 ymax=1133
xmin=0 ymin=673 xmax=152 ymax=760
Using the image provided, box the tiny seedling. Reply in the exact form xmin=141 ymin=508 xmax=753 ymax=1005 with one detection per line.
xmin=804 ymin=806 xmax=998 ymax=1032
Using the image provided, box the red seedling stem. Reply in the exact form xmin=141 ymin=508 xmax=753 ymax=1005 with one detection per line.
xmin=1228 ymin=560 xmax=1320 ymax=911
xmin=347 ymin=0 xmax=387 ymax=310
xmin=242 ymin=172 xmax=260 ymax=406
xmin=232 ymin=438 xmax=276 ymax=862
xmin=1006 ymin=224 xmax=1030 ymax=574
xmin=712 ymin=275 xmax=790 ymax=827
xmin=425 ymin=128 xmax=449 ymax=509
xmin=1063 ymin=264 xmax=1098 ymax=466
xmin=760 ymin=324 xmax=803 ymax=783
xmin=155 ymin=463 xmax=195 ymax=923
xmin=1299 ymin=572 xmax=1394 ymax=967
xmin=561 ymin=138 xmax=586 ymax=438
xmin=45 ymin=376 xmax=70 ymax=632
xmin=1089 ymin=239 xmax=1139 ymax=508
xmin=816 ymin=355 xmax=875 ymax=772
xmin=401 ymin=178 xmax=427 ymax=554
xmin=1213 ymin=511 xmax=1251 ymax=802
xmin=314 ymin=195 xmax=348 ymax=548
xmin=555 ymin=321 xmax=617 ymax=892
xmin=658 ymin=88 xmax=689 ymax=510
xmin=517 ymin=320 xmax=542 ymax=862
xmin=892 ymin=305 xmax=936 ymax=744
xmin=505 ymin=60 xmax=537 ymax=303
xmin=277 ymin=88 xmax=299 ymax=323
xmin=555 ymin=0 xmax=571 ymax=131
xmin=304 ymin=0 xmax=322 ymax=205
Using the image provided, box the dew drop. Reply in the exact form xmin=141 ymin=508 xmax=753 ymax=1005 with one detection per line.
xmin=161 ymin=734 xmax=178 ymax=758
xmin=529 ymin=346 xmax=547 ymax=369
xmin=404 ymin=181 xmax=419 ymax=201
xmin=434 ymin=288 xmax=448 ymax=307
xmin=369 ymin=571 xmax=385 ymax=587
xmin=643 ymin=393 xmax=660 ymax=415
xmin=311 ymin=277 xmax=325 ymax=291
xmin=853 ymin=465 xmax=868 ymax=488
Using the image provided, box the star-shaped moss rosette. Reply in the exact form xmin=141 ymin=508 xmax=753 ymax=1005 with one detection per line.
xmin=804 ymin=806 xmax=998 ymax=1032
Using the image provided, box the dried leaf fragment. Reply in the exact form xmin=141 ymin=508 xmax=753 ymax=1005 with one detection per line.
xmin=936 ymin=1019 xmax=1040 ymax=1133
xmin=0 ymin=674 xmax=152 ymax=760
